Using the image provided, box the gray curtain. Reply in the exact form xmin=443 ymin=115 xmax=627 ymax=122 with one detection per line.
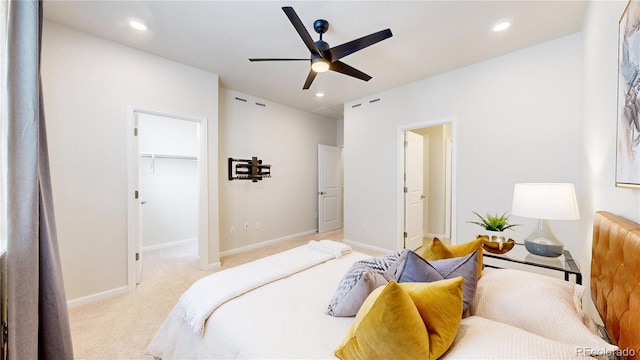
xmin=6 ymin=1 xmax=73 ymax=359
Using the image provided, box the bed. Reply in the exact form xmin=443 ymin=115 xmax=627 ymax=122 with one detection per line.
xmin=146 ymin=211 xmax=640 ymax=359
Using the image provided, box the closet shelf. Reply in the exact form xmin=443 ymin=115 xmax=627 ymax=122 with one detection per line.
xmin=140 ymin=153 xmax=197 ymax=161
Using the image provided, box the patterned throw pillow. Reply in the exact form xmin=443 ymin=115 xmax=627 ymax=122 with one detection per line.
xmin=326 ymin=251 xmax=403 ymax=317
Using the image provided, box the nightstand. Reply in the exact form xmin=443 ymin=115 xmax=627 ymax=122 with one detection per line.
xmin=483 ymin=243 xmax=582 ymax=284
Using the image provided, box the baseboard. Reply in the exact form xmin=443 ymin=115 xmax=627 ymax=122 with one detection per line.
xmin=142 ymin=237 xmax=197 ymax=252
xmin=220 ymin=229 xmax=318 ymax=257
xmin=202 ymin=261 xmax=222 ymax=271
xmin=67 ymin=285 xmax=129 ymax=309
xmin=343 ymin=239 xmax=393 ymax=254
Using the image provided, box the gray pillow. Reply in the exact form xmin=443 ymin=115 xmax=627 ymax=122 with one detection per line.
xmin=393 ymin=249 xmax=478 ymax=312
xmin=326 ymin=266 xmax=387 ymax=316
xmin=326 ymin=251 xmax=402 ymax=317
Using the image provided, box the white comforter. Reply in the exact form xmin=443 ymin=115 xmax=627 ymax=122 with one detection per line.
xmin=146 ymin=242 xmax=368 ymax=359
xmin=146 ymin=243 xmax=598 ymax=360
xmin=176 ymin=240 xmax=351 ymax=335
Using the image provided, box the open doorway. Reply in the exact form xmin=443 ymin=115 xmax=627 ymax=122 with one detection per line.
xmin=138 ymin=113 xmax=198 ymax=267
xmin=401 ymin=120 xmax=455 ymax=250
xmin=127 ymin=107 xmax=209 ymax=291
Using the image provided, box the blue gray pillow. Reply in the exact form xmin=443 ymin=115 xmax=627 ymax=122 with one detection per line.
xmin=392 ymin=249 xmax=478 ymax=312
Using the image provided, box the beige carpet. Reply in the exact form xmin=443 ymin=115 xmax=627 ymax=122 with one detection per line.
xmin=68 ymin=229 xmax=378 ymax=359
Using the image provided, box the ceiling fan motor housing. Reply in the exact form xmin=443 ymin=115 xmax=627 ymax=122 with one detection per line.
xmin=314 ymin=19 xmax=329 ymax=34
xmin=315 ymin=40 xmax=331 ymax=59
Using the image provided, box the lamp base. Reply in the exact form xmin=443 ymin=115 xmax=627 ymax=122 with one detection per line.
xmin=523 ymin=219 xmax=564 ymax=257
xmin=524 ymin=239 xmax=563 ymax=257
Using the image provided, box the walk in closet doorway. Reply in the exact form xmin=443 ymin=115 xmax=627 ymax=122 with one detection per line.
xmin=139 ymin=112 xmax=198 ymax=252
xmin=127 ymin=108 xmax=209 ymax=289
xmin=400 ymin=119 xmax=455 ymax=250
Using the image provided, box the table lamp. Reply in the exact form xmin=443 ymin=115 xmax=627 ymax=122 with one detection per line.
xmin=511 ymin=183 xmax=580 ymax=257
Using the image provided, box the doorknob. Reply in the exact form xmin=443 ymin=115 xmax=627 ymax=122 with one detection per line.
xmin=319 ymin=191 xmax=326 ymax=195
xmin=421 ymin=194 xmax=426 ymax=199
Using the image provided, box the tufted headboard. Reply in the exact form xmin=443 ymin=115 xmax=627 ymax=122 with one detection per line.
xmin=591 ymin=211 xmax=640 ymax=359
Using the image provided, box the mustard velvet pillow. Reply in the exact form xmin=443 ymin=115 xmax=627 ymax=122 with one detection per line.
xmin=401 ymin=280 xmax=464 ymax=359
xmin=421 ymin=238 xmax=483 ymax=278
xmin=335 ymin=278 xmax=464 ymax=360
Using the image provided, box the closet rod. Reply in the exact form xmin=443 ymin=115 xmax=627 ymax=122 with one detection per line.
xmin=140 ymin=153 xmax=197 ymax=161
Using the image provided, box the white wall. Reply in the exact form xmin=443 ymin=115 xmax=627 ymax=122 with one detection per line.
xmin=139 ymin=114 xmax=199 ymax=248
xmin=139 ymin=113 xmax=199 ymax=157
xmin=344 ymin=34 xmax=583 ymax=254
xmin=580 ymin=0 xmax=640 ymax=318
xmin=41 ymin=22 xmax=220 ymax=301
xmin=337 ymin=118 xmax=344 ymax=147
xmin=140 ymin=157 xmax=198 ymax=248
xmin=218 ymin=89 xmax=337 ymax=253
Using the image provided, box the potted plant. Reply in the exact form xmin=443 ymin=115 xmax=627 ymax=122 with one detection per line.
xmin=468 ymin=212 xmax=520 ymax=253
xmin=468 ymin=211 xmax=519 ymax=233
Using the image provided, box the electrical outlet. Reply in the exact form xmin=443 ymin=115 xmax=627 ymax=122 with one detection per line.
xmin=255 ymin=222 xmax=261 ymax=230
xmin=230 ymin=226 xmax=235 ymax=235
xmin=362 ymin=222 xmax=368 ymax=231
xmin=244 ymin=222 xmax=250 ymax=231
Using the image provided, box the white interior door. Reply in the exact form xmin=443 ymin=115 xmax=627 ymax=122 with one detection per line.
xmin=445 ymin=137 xmax=452 ymax=238
xmin=404 ymin=131 xmax=424 ymax=250
xmin=422 ymin=135 xmax=430 ymax=237
xmin=318 ymin=145 xmax=342 ymax=233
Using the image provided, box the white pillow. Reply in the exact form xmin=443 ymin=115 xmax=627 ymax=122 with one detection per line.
xmin=469 ymin=268 xmax=617 ymax=354
xmin=443 ymin=316 xmax=593 ymax=359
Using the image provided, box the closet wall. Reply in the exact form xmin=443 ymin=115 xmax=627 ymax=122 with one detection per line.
xmin=138 ymin=113 xmax=199 ymax=249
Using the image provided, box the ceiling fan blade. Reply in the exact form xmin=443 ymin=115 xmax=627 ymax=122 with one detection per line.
xmin=282 ymin=6 xmax=322 ymax=57
xmin=328 ymin=29 xmax=393 ymax=61
xmin=329 ymin=61 xmax=372 ymax=82
xmin=249 ymin=58 xmax=309 ymax=62
xmin=303 ymin=70 xmax=317 ymax=90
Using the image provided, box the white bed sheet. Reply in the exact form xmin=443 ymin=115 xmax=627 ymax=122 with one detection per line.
xmin=146 ymin=250 xmax=370 ymax=359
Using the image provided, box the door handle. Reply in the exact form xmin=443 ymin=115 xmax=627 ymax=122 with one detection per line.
xmin=141 ymin=201 xmax=148 ymax=205
xmin=319 ymin=191 xmax=326 ymax=195
xmin=420 ymin=194 xmax=426 ymax=199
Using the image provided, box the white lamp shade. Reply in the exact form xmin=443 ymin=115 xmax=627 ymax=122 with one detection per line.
xmin=511 ymin=183 xmax=580 ymax=220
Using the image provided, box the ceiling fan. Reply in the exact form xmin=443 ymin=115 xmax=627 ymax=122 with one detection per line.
xmin=249 ymin=6 xmax=393 ymax=90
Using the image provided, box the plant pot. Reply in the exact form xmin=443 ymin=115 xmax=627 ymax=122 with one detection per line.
xmin=477 ymin=230 xmax=515 ymax=254
xmin=484 ymin=230 xmax=507 ymax=243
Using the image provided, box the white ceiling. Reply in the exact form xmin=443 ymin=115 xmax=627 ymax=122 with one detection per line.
xmin=43 ymin=1 xmax=587 ymax=119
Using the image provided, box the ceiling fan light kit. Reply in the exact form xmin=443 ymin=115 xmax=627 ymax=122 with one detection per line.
xmin=249 ymin=6 xmax=393 ymax=90
xmin=311 ymin=58 xmax=330 ymax=73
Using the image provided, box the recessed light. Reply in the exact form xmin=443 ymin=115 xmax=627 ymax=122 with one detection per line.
xmin=492 ymin=20 xmax=511 ymax=32
xmin=128 ymin=19 xmax=148 ymax=31
xmin=316 ymin=93 xmax=324 ymax=97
